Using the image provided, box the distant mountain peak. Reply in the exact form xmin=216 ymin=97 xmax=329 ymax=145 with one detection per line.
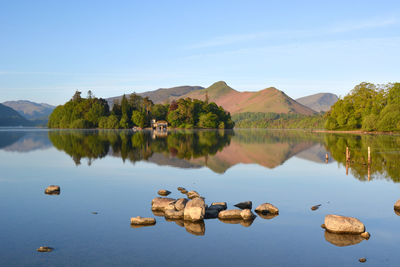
xmin=2 ymin=100 xmax=55 ymax=120
xmin=296 ymin=93 xmax=338 ymax=112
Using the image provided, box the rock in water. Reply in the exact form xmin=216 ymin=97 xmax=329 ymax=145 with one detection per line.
xmin=394 ymin=200 xmax=400 ymax=211
xmin=165 ymin=209 xmax=184 ymax=220
xmin=324 ymin=214 xmax=365 ymax=234
xmin=218 ymin=209 xmax=243 ymax=220
xmin=205 ymin=208 xmax=219 ymax=219
xmin=255 ymin=203 xmax=279 ymax=214
xmin=130 ymin=216 xmax=156 ymax=225
xmin=360 ymin=232 xmax=371 ymax=240
xmin=174 ymin=198 xmax=188 ymax=211
xmin=187 ymin=191 xmax=200 ymax=199
xmin=240 ymin=209 xmax=256 ymax=220
xmin=181 ymin=189 xmax=188 ymax=194
xmin=311 ymin=204 xmax=321 ymax=211
xmin=359 ymin=258 xmax=367 ymax=263
xmin=37 ymin=246 xmax=53 ymax=252
xmin=210 ymin=202 xmax=227 ymax=210
xmin=234 ymin=201 xmax=252 ymax=209
xmin=44 ymin=185 xmax=60 ymax=195
xmin=151 ymin=197 xmax=176 ymax=211
xmin=158 ymin=189 xmax=171 ymax=196
xmin=183 ymin=197 xmax=205 ymax=221
xmin=177 ymin=187 xmax=185 ymax=191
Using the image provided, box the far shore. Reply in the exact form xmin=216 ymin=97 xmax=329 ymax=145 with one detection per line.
xmin=312 ymin=129 xmax=400 ymax=135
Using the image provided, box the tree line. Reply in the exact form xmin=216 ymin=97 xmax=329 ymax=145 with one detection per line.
xmin=48 ymin=91 xmax=234 ymax=129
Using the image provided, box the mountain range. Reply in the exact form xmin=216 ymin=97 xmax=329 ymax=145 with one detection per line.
xmin=107 ymin=81 xmax=333 ymax=115
xmin=1 ymin=82 xmax=339 ymax=126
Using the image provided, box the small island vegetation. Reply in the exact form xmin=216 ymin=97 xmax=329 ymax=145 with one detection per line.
xmin=48 ymin=91 xmax=234 ymax=129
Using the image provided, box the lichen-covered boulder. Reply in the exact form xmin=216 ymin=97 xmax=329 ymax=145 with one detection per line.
xmin=324 ymin=215 xmax=365 ymax=234
xmin=183 ymin=197 xmax=205 ymax=221
xmin=130 ymin=216 xmax=156 ymax=225
xmin=255 ymin=203 xmax=279 ymax=214
xmin=151 ymin=197 xmax=176 ymax=211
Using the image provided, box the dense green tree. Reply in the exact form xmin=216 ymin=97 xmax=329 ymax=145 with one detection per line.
xmin=131 ymin=110 xmax=146 ymax=128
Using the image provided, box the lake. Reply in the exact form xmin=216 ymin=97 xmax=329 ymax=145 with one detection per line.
xmin=1 ymin=128 xmax=400 ymax=266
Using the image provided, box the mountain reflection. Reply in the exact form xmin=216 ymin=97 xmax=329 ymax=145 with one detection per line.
xmin=1 ymin=129 xmax=400 ymax=183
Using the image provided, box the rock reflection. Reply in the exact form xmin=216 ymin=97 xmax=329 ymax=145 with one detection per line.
xmin=256 ymin=211 xmax=279 ymax=220
xmin=218 ymin=218 xmax=256 ymax=227
xmin=151 ymin=210 xmax=165 ymax=217
xmin=394 ymin=209 xmax=400 ymax=216
xmin=184 ymin=221 xmax=205 ymax=236
xmin=324 ymin=231 xmax=364 ymax=247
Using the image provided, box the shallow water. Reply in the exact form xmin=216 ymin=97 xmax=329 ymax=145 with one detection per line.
xmin=1 ymin=129 xmax=400 ymax=266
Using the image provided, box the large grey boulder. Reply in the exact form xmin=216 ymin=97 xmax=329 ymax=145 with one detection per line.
xmin=218 ymin=209 xmax=242 ymax=220
xmin=324 ymin=215 xmax=365 ymax=234
xmin=234 ymin=201 xmax=252 ymax=210
xmin=130 ymin=216 xmax=156 ymax=225
xmin=151 ymin=197 xmax=176 ymax=211
xmin=165 ymin=209 xmax=184 ymax=220
xmin=183 ymin=197 xmax=206 ymax=221
xmin=255 ymin=203 xmax=279 ymax=214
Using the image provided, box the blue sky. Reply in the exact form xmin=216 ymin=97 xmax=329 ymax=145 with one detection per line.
xmin=1 ymin=0 xmax=399 ymax=105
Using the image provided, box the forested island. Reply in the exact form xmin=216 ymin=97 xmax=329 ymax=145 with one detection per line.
xmin=48 ymin=91 xmax=234 ymax=129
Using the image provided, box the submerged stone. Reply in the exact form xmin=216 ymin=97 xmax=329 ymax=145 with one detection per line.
xmin=37 ymin=246 xmax=53 ymax=252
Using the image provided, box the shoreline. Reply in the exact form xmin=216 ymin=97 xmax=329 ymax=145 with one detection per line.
xmin=312 ymin=129 xmax=400 ymax=135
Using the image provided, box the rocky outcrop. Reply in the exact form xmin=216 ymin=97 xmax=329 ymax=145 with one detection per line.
xmin=234 ymin=201 xmax=252 ymax=210
xmin=130 ymin=216 xmax=156 ymax=225
xmin=44 ymin=185 xmax=60 ymax=195
xmin=255 ymin=203 xmax=279 ymax=214
xmin=324 ymin=215 xmax=365 ymax=234
xmin=183 ymin=197 xmax=206 ymax=221
xmin=151 ymin=197 xmax=176 ymax=211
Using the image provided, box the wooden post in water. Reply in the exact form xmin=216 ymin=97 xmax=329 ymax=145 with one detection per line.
xmin=368 ymin=146 xmax=371 ymax=164
xmin=325 ymin=153 xmax=329 ymax=163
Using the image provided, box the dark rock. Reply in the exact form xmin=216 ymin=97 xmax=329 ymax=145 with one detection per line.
xmin=205 ymin=208 xmax=219 ymax=219
xmin=311 ymin=204 xmax=321 ymax=211
xmin=234 ymin=201 xmax=252 ymax=210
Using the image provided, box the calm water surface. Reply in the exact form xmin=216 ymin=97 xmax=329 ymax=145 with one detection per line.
xmin=1 ymin=128 xmax=400 ymax=266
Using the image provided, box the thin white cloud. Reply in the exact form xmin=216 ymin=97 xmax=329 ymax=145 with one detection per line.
xmin=186 ymin=17 xmax=398 ymax=49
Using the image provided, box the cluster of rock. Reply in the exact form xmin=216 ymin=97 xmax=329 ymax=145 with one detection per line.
xmin=130 ymin=187 xmax=280 ymax=235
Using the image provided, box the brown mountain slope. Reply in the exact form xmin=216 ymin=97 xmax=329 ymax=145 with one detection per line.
xmin=177 ymin=81 xmax=315 ymax=115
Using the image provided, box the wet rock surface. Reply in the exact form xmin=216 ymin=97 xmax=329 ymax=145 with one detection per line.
xmin=255 ymin=203 xmax=279 ymax=214
xmin=324 ymin=214 xmax=365 ymax=234
xmin=218 ymin=209 xmax=243 ymax=220
xmin=151 ymin=197 xmax=176 ymax=211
